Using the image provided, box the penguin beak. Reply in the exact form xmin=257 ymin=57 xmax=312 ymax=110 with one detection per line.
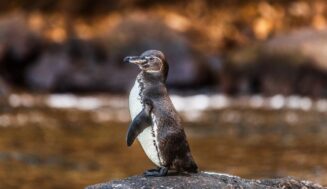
xmin=123 ymin=56 xmax=147 ymax=65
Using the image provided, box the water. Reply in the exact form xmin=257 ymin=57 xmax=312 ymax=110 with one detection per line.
xmin=0 ymin=94 xmax=326 ymax=188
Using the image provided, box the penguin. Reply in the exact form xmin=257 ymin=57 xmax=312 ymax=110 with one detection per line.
xmin=124 ymin=50 xmax=198 ymax=177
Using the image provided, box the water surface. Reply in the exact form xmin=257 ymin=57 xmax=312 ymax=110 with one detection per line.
xmin=0 ymin=95 xmax=326 ymax=188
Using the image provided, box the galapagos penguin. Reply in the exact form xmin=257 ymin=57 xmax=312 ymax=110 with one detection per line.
xmin=124 ymin=50 xmax=198 ymax=177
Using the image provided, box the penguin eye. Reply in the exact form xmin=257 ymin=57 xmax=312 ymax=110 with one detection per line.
xmin=149 ymin=56 xmax=155 ymax=61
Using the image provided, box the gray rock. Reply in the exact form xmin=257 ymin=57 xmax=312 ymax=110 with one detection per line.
xmin=86 ymin=172 xmax=325 ymax=189
xmin=225 ymin=28 xmax=327 ymax=97
xmin=265 ymin=28 xmax=327 ymax=71
xmin=0 ymin=77 xmax=10 ymax=96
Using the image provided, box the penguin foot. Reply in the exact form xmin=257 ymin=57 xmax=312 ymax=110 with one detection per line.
xmin=145 ymin=167 xmax=161 ymax=173
xmin=144 ymin=167 xmax=168 ymax=177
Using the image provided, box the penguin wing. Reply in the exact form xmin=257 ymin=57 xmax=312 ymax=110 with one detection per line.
xmin=126 ymin=101 xmax=153 ymax=146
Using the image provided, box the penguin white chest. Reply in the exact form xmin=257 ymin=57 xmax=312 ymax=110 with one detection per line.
xmin=129 ymin=80 xmax=162 ymax=166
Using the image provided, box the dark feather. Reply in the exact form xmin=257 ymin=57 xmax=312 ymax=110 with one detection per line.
xmin=126 ymin=102 xmax=153 ymax=146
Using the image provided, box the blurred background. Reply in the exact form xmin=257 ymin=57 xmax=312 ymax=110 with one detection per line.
xmin=0 ymin=0 xmax=327 ymax=188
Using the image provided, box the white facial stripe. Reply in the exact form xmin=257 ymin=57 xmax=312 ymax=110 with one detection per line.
xmin=144 ymin=56 xmax=163 ymax=72
xmin=145 ymin=69 xmax=161 ymax=73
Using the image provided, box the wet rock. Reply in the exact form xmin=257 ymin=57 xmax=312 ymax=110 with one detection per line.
xmin=265 ymin=28 xmax=327 ymax=71
xmin=0 ymin=14 xmax=42 ymax=86
xmin=26 ymin=39 xmax=111 ymax=92
xmin=0 ymin=77 xmax=10 ymax=96
xmin=86 ymin=172 xmax=325 ymax=189
xmin=26 ymin=38 xmax=148 ymax=92
xmin=226 ymin=28 xmax=327 ymax=97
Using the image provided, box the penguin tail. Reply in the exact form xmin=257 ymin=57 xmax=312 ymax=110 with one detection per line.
xmin=186 ymin=160 xmax=198 ymax=173
xmin=183 ymin=153 xmax=198 ymax=173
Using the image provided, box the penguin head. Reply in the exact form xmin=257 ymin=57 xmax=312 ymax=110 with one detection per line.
xmin=124 ymin=50 xmax=169 ymax=80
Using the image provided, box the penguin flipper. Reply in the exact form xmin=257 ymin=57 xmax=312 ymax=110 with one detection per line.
xmin=126 ymin=101 xmax=152 ymax=146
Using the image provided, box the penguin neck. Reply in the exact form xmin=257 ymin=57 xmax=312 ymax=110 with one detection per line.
xmin=137 ymin=71 xmax=166 ymax=85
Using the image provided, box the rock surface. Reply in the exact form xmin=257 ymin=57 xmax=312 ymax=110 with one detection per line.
xmin=86 ymin=172 xmax=325 ymax=189
xmin=225 ymin=28 xmax=327 ymax=97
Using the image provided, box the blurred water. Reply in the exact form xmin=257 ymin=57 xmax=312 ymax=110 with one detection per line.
xmin=0 ymin=94 xmax=326 ymax=188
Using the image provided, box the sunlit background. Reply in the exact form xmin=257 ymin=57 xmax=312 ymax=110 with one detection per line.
xmin=0 ymin=0 xmax=327 ymax=188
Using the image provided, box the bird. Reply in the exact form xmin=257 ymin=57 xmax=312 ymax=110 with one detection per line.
xmin=124 ymin=49 xmax=198 ymax=177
